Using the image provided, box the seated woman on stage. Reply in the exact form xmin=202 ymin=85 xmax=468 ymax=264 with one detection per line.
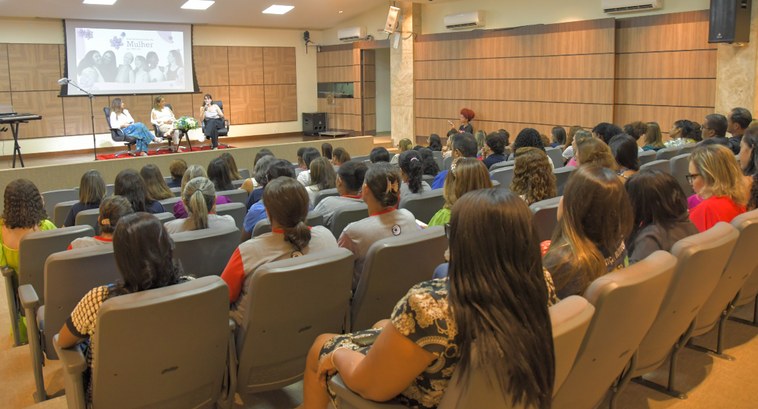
xmin=150 ymin=96 xmax=183 ymax=152
xmin=109 ymin=98 xmax=157 ymax=156
xmin=201 ymin=94 xmax=225 ymax=150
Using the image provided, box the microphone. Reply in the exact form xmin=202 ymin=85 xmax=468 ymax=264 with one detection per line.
xmin=57 ymin=77 xmax=70 ymax=85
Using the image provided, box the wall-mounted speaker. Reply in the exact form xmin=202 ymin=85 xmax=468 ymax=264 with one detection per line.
xmin=303 ymin=112 xmax=326 ymax=136
xmin=709 ymin=0 xmax=752 ymax=43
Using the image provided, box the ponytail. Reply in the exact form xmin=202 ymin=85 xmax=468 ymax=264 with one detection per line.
xmin=284 ymin=221 xmax=311 ymax=253
xmin=365 ymin=162 xmax=401 ymax=208
xmin=182 ymin=177 xmax=216 ymax=231
xmin=263 ymin=177 xmax=312 ymax=252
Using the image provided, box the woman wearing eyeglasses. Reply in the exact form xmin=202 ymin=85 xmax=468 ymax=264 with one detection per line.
xmin=687 ymin=144 xmax=747 ymax=232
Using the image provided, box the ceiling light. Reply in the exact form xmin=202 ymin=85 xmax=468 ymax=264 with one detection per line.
xmin=83 ymin=0 xmax=117 ymax=5
xmin=339 ymin=10 xmax=344 ymax=14
xmin=262 ymin=5 xmax=294 ymax=15
xmin=181 ymin=0 xmax=215 ymax=10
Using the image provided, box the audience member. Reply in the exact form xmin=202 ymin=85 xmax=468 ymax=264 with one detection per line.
xmin=623 ymin=121 xmax=648 ymax=145
xmin=475 ymin=130 xmax=487 ymax=157
xmin=575 ymin=137 xmax=617 ymax=171
xmin=482 ymin=132 xmax=508 ymax=169
xmin=69 ymin=195 xmax=133 ymax=249
xmin=564 ymin=129 xmax=592 ymax=166
xmin=429 ymin=157 xmax=492 ymax=226
xmin=241 ymin=149 xmax=274 ymax=193
xmin=432 ymin=132 xmax=477 ymax=189
xmin=665 ymin=119 xmax=700 ymax=148
xmin=221 ymin=177 xmax=338 ymax=325
xmin=641 ymin=122 xmax=665 ymax=151
xmin=332 ymin=147 xmax=351 ymax=166
xmin=167 ymin=159 xmax=187 ymax=188
xmin=242 ymin=159 xmax=297 ymax=241
xmin=512 ymin=128 xmax=546 ymax=153
xmin=550 ymin=126 xmax=567 ymax=148
xmin=306 ymin=157 xmax=337 ymax=206
xmin=339 ymin=162 xmax=419 ymax=289
xmin=391 ymin=139 xmax=413 ymax=165
xmin=114 ymin=169 xmax=164 ymax=214
xmin=64 ymin=170 xmax=106 ymax=227
xmin=592 ymin=122 xmax=623 ymax=144
xmin=220 ymin=152 xmax=242 ymax=181
xmin=700 ymin=114 xmax=730 ymax=147
xmin=302 ymin=189 xmax=555 ymax=409
xmin=427 ymin=134 xmax=442 ymax=151
xmin=297 ymin=147 xmax=321 ymax=186
xmin=543 ymin=165 xmax=632 ymax=298
xmin=398 ymin=150 xmax=430 ymax=199
xmin=511 ymin=147 xmax=557 ymax=205
xmin=727 ymin=107 xmax=752 ymax=154
xmin=625 ymin=170 xmax=698 ymax=263
xmin=173 ymin=165 xmax=230 ymax=219
xmin=164 ymin=177 xmax=236 ymax=234
xmin=562 ymin=125 xmax=583 ymax=162
xmin=739 ymin=127 xmax=758 ymax=209
xmin=207 ymin=157 xmax=236 ymax=192
xmin=369 ymin=147 xmax=391 ymax=163
xmin=321 ymin=143 xmax=333 ymax=160
xmin=140 ymin=164 xmax=174 ymax=200
xmin=687 ymin=144 xmax=747 ymax=231
xmin=313 ymin=161 xmax=368 ymax=226
xmin=244 ymin=155 xmax=277 ymax=209
xmin=608 ymin=134 xmax=639 ymax=182
xmin=417 ymin=147 xmax=440 ymax=176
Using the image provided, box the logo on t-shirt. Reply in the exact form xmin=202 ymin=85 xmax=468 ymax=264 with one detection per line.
xmin=391 ymin=224 xmax=401 ymax=236
xmin=291 ymin=250 xmax=303 ymax=258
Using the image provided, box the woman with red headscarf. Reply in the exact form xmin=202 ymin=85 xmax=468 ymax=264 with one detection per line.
xmin=447 ymin=108 xmax=475 ymax=135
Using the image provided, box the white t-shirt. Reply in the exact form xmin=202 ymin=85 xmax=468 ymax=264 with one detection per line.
xmin=313 ymin=195 xmax=363 ymax=226
xmin=164 ymin=213 xmax=236 ymax=234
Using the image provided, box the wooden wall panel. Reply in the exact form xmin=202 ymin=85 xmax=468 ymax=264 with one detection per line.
xmin=317 ymin=66 xmax=358 ymax=83
xmin=616 ymin=51 xmax=716 ymax=79
xmin=5 ymin=91 xmax=64 ymax=139
xmin=8 ymin=44 xmax=60 ymax=92
xmin=416 ymin=79 xmax=614 ymax=104
xmin=192 ymin=46 xmax=228 ymax=86
xmin=317 ymin=49 xmax=353 ymax=67
xmin=230 ymin=85 xmax=265 ymax=124
xmin=160 ymin=93 xmax=195 ymax=120
xmin=228 ymin=47 xmax=264 ymax=85
xmin=264 ymin=84 xmax=297 ymax=122
xmin=616 ymin=11 xmax=716 ymax=53
xmin=63 ymin=95 xmax=112 ymax=136
xmin=415 ymin=54 xmax=615 ymax=80
xmin=615 ymin=79 xmax=715 ymax=107
xmin=263 ymin=47 xmax=296 ymax=85
xmin=0 ymin=45 xmax=10 ymax=92
xmin=318 ymin=98 xmax=360 ymax=115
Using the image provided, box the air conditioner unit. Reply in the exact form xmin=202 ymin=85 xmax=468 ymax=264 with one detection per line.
xmin=602 ymin=0 xmax=662 ymax=14
xmin=443 ymin=11 xmax=484 ymax=30
xmin=337 ymin=26 xmax=366 ymax=42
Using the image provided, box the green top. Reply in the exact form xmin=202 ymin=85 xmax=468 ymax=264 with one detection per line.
xmin=0 ymin=219 xmax=56 ymax=271
xmin=428 ymin=208 xmax=451 ymax=227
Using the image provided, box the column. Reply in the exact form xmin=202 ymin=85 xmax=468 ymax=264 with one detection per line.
xmin=390 ymin=3 xmax=421 ymax=144
xmin=714 ymin=4 xmax=758 ymax=114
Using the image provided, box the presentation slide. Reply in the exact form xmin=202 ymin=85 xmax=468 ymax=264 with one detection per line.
xmin=63 ymin=19 xmax=196 ymax=96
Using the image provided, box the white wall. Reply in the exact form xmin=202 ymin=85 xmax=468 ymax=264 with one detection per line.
xmin=0 ymin=18 xmax=320 ymax=155
xmin=320 ymin=4 xmax=389 ymax=46
xmin=375 ymin=48 xmax=391 ymax=133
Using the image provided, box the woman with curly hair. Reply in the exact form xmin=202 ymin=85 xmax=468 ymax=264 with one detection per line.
xmin=428 ymin=157 xmax=492 ymax=227
xmin=511 ymin=147 xmax=557 ymax=205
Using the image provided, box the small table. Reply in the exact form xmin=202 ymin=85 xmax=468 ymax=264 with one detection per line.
xmin=319 ymin=131 xmax=350 ymax=138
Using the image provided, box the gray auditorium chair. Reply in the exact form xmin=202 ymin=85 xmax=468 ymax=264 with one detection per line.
xmin=1 ymin=225 xmax=94 ymax=346
xmin=553 ymin=166 xmax=576 ymax=196
xmin=352 ymin=155 xmax=370 ymax=163
xmin=75 ymin=208 xmax=102 ymax=234
xmin=639 ymin=159 xmax=671 ymax=174
xmin=546 ymin=146 xmax=565 ymax=168
xmin=626 ymin=223 xmax=738 ymax=399
xmin=239 ymin=168 xmax=251 ymax=179
xmin=421 ymin=174 xmax=435 ymax=186
xmin=687 ymin=210 xmax=758 ymax=356
xmin=232 ymin=249 xmax=354 ymax=401
xmin=330 ymin=202 xmax=369 ymax=239
xmin=432 ymin=150 xmax=443 ymax=170
xmin=443 ymin=155 xmax=453 ymax=171
xmin=216 ymin=202 xmax=247 ymax=231
xmin=216 ymin=188 xmax=248 ymax=205
xmin=232 ymin=179 xmax=244 ymax=188
xmin=552 ymin=251 xmax=677 ymax=409
xmin=171 ymin=224 xmax=240 ymax=277
xmin=158 ymin=196 xmax=182 ymax=209
xmin=530 ymin=196 xmax=562 ymax=243
xmin=350 ymin=227 xmax=447 ymax=331
xmin=679 ymin=144 xmax=697 ymax=155
xmin=106 ymin=184 xmax=116 ymax=196
xmin=637 ymin=150 xmax=657 ymax=165
xmin=669 ymin=153 xmax=694 ymax=196
xmin=327 ymin=295 xmax=595 ymax=409
xmin=656 ymin=146 xmax=682 ymax=160
xmin=252 ymin=212 xmax=324 ymax=237
xmin=731 ymin=265 xmax=758 ymax=326
xmin=490 ymin=166 xmax=515 ymax=191
xmin=42 ymin=189 xmax=78 ymax=220
xmin=154 ymin=211 xmax=176 ymax=224
xmin=54 ymin=276 xmax=229 ymax=409
xmin=490 ymin=159 xmax=515 ymax=171
xmin=53 ymin=199 xmax=79 ymax=227
xmin=314 ymin=187 xmax=339 ymax=207
xmin=399 ymin=189 xmax=445 ymax=224
xmin=171 ymin=186 xmax=182 ymax=196
xmin=19 ymin=244 xmax=118 ymax=402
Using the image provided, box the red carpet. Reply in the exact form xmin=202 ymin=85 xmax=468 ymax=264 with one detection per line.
xmin=96 ymin=144 xmax=234 ymax=160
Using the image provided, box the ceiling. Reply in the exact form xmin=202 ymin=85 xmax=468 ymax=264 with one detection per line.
xmin=0 ymin=0 xmax=397 ymax=30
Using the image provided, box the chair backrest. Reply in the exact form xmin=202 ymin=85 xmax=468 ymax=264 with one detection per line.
xmin=679 ymin=144 xmax=697 ymax=155
xmin=421 ymin=174 xmax=435 ymax=185
xmin=171 ymin=186 xmax=182 ymax=196
xmin=42 ymin=189 xmax=78 ymax=221
xmin=91 ymin=276 xmax=229 ymax=408
xmin=529 ymin=196 xmax=562 ymax=243
xmin=693 ymin=210 xmax=758 ymax=337
xmin=351 ymin=155 xmax=369 ymax=163
xmin=235 ymin=248 xmax=354 ymax=395
xmin=546 ymin=147 xmax=564 ymax=168
xmin=351 ymin=227 xmax=447 ymax=331
xmin=212 ymin=101 xmax=229 ymax=136
xmin=432 ymin=151 xmax=443 ymax=171
xmin=669 ymin=153 xmax=693 ymax=196
xmin=637 ymin=150 xmax=657 ymax=165
xmin=171 ymin=224 xmax=240 ymax=277
xmin=639 ymin=159 xmax=671 ymax=174
xmin=632 ymin=222 xmax=739 ymax=377
xmin=103 ymin=107 xmax=130 ymax=143
xmin=43 ymin=244 xmax=118 ymax=359
xmin=443 ymin=155 xmax=453 ymax=171
xmin=656 ymin=146 xmax=681 ymax=160
xmin=552 ymin=251 xmax=677 ymax=409
xmin=158 ymin=196 xmax=182 ymax=209
xmin=215 ymin=202 xmax=247 ymax=230
xmin=253 ymin=212 xmax=324 ymax=237
xmin=239 ymin=168 xmax=251 ymax=179
xmin=490 ymin=166 xmax=515 ymax=191
xmin=735 ymin=265 xmax=758 ymax=308
xmin=18 ymin=225 xmax=95 ymax=307
xmin=329 ymin=202 xmax=369 ymax=239
xmin=217 ymin=189 xmax=248 ymax=205
xmin=490 ymin=160 xmax=515 ymax=172
xmin=399 ymin=189 xmax=445 ymax=224
xmin=553 ymin=166 xmax=576 ymax=196
xmin=53 ymin=199 xmax=80 ymax=227
xmin=314 ymin=188 xmax=339 ymax=207
xmin=75 ymin=208 xmax=101 ymax=234
xmin=154 ymin=211 xmax=176 ymax=224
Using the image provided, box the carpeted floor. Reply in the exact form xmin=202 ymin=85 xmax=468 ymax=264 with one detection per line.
xmin=2 ymin=269 xmax=756 ymax=408
xmin=95 ymin=143 xmax=234 ymax=160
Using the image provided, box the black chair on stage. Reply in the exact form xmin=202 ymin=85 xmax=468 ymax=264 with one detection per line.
xmin=103 ymin=107 xmax=137 ymax=157
xmin=152 ymin=104 xmax=192 ymax=152
xmin=201 ymin=100 xmax=230 ymax=148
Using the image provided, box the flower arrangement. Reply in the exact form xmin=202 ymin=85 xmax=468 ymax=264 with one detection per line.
xmin=175 ymin=116 xmax=199 ymax=131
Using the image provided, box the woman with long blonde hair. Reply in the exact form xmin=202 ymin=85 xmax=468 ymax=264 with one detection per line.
xmin=164 ymin=176 xmax=236 ymax=234
xmin=428 ymin=157 xmax=492 ymax=226
xmin=642 ymin=122 xmax=665 ymax=151
xmin=688 ymin=144 xmax=747 ymax=231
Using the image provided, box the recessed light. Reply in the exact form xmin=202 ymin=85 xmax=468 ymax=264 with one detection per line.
xmin=262 ymin=4 xmax=294 ymax=15
xmin=181 ymin=0 xmax=215 ymax=10
xmin=338 ymin=10 xmax=344 ymax=14
xmin=83 ymin=0 xmax=117 ymax=5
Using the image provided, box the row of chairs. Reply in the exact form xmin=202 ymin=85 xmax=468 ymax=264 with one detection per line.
xmin=491 ymin=164 xmax=577 ymax=196
xmin=327 ymin=209 xmax=758 ymax=408
xmin=23 ymin=225 xmax=446 ymax=405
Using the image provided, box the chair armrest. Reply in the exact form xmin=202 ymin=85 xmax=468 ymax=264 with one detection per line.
xmin=228 ymin=318 xmax=236 ymax=332
xmin=1 ymin=265 xmax=15 ymax=278
xmin=18 ymin=284 xmax=40 ymax=311
xmin=53 ymin=334 xmax=87 ymax=409
xmin=328 ymin=375 xmax=407 ymax=409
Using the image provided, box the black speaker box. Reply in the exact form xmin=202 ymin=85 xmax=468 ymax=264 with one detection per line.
xmin=709 ymin=0 xmax=752 ymax=43
xmin=303 ymin=112 xmax=326 ymax=136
